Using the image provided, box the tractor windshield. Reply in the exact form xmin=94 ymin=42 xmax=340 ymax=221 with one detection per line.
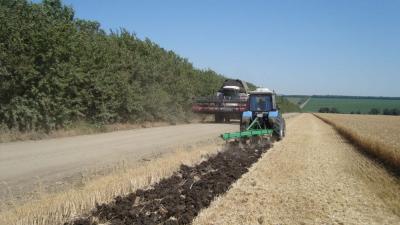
xmin=249 ymin=95 xmax=273 ymax=112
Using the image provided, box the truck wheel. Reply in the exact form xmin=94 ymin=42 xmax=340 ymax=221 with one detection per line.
xmin=215 ymin=114 xmax=224 ymax=123
xmin=224 ymin=116 xmax=231 ymax=123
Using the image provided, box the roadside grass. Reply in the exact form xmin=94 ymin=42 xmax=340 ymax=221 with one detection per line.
xmin=314 ymin=113 xmax=400 ymax=174
xmin=0 ymin=139 xmax=223 ymax=225
xmin=277 ymin=96 xmax=302 ymax=113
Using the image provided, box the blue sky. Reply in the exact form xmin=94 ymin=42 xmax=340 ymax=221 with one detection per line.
xmin=61 ymin=0 xmax=400 ymax=96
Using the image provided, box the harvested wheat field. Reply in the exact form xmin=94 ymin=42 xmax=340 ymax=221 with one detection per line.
xmin=315 ymin=113 xmax=400 ymax=171
xmin=0 ymin=140 xmax=225 ymax=225
xmin=3 ymin=114 xmax=400 ymax=225
xmin=194 ymin=114 xmax=400 ymax=225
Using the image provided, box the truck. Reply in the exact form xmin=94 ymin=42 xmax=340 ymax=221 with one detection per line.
xmin=192 ymin=79 xmax=249 ymax=123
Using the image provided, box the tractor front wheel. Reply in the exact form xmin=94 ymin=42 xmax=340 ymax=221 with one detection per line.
xmin=240 ymin=117 xmax=249 ymax=132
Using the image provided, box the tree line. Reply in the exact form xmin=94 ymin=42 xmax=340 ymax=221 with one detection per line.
xmin=312 ymin=95 xmax=400 ymax=100
xmin=0 ymin=0 xmax=231 ymax=132
xmin=362 ymin=108 xmax=400 ymax=115
xmin=318 ymin=107 xmax=400 ymax=115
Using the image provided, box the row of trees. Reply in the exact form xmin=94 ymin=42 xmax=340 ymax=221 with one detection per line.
xmin=318 ymin=108 xmax=400 ymax=115
xmin=0 ymin=0 xmax=229 ymax=132
xmin=366 ymin=108 xmax=400 ymax=115
xmin=318 ymin=107 xmax=340 ymax=113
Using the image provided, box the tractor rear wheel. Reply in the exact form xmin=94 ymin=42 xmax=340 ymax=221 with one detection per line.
xmin=277 ymin=127 xmax=284 ymax=141
xmin=276 ymin=121 xmax=286 ymax=141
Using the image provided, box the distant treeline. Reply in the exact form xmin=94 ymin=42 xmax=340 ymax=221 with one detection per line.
xmin=312 ymin=95 xmax=400 ymax=100
xmin=0 ymin=0 xmax=233 ymax=132
xmin=284 ymin=95 xmax=400 ymax=100
xmin=283 ymin=95 xmax=309 ymax=98
xmin=318 ymin=107 xmax=400 ymax=116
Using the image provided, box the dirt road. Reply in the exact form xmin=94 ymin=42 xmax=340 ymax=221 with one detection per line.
xmin=194 ymin=114 xmax=400 ymax=225
xmin=0 ymin=123 xmax=236 ymax=201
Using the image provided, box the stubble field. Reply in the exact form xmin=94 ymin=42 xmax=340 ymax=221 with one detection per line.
xmin=194 ymin=114 xmax=400 ymax=225
xmin=315 ymin=113 xmax=400 ymax=171
xmin=2 ymin=113 xmax=400 ymax=225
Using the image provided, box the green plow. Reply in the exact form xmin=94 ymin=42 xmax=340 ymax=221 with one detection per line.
xmin=221 ymin=117 xmax=274 ymax=141
xmin=221 ymin=129 xmax=273 ymax=140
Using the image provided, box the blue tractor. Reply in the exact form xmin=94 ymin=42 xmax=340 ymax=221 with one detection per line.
xmin=221 ymin=88 xmax=286 ymax=142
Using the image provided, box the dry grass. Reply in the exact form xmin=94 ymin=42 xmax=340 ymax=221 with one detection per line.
xmin=0 ymin=139 xmax=224 ymax=225
xmin=193 ymin=114 xmax=400 ymax=225
xmin=315 ymin=113 xmax=400 ymax=172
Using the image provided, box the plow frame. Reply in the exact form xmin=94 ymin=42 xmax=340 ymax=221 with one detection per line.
xmin=221 ymin=117 xmax=273 ymax=141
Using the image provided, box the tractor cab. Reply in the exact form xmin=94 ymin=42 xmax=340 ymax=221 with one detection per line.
xmin=248 ymin=88 xmax=276 ymax=112
xmin=240 ymin=88 xmax=286 ymax=140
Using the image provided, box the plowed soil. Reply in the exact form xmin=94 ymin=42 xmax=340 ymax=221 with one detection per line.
xmin=67 ymin=142 xmax=271 ymax=225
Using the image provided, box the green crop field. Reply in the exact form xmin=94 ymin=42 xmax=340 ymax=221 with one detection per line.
xmin=284 ymin=96 xmax=309 ymax=106
xmin=302 ymin=97 xmax=400 ymax=114
xmin=285 ymin=97 xmax=305 ymax=105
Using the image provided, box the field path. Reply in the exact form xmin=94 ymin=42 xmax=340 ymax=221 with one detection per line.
xmin=194 ymin=114 xmax=400 ymax=225
xmin=0 ymin=123 xmax=236 ymax=202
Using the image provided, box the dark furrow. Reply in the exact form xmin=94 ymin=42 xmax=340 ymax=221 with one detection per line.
xmin=66 ymin=142 xmax=271 ymax=225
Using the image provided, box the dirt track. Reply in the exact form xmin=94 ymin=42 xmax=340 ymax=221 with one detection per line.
xmin=0 ymin=123 xmax=236 ymax=202
xmin=194 ymin=114 xmax=400 ymax=225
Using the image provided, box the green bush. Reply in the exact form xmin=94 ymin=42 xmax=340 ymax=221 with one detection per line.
xmin=0 ymin=0 xmax=227 ymax=131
